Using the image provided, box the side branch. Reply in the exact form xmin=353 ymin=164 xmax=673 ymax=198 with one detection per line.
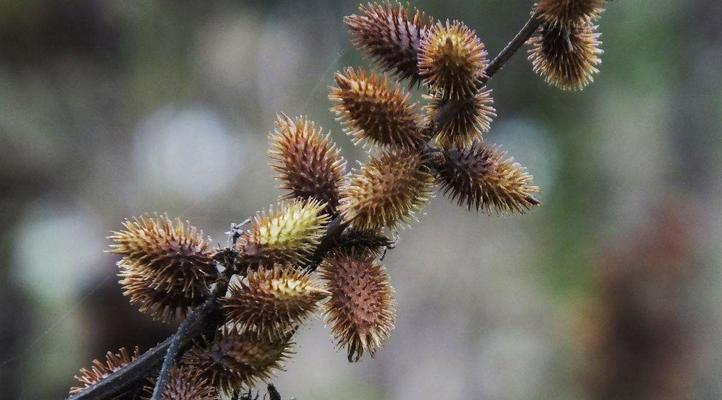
xmin=149 ymin=291 xmax=222 ymax=400
xmin=481 ymin=11 xmax=541 ymax=83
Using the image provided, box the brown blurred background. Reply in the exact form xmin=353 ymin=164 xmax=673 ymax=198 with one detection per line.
xmin=1 ymin=0 xmax=721 ymax=399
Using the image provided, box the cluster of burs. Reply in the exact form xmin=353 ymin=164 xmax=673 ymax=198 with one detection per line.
xmin=68 ymin=1 xmax=608 ymax=399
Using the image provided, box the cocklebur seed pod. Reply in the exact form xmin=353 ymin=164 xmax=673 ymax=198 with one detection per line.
xmin=69 ymin=347 xmax=141 ymax=396
xmin=182 ymin=328 xmax=294 ymax=394
xmin=528 ymin=21 xmax=603 ymax=91
xmin=221 ymin=266 xmax=329 ymax=339
xmin=345 ymin=2 xmax=430 ymax=85
xmin=331 ymin=68 xmax=425 ymax=149
xmin=339 ymin=149 xmax=435 ymax=231
xmin=269 ymin=114 xmax=346 ymax=214
xmin=118 ymin=262 xmax=205 ymax=322
xmin=418 ymin=20 xmax=488 ymax=99
xmin=536 ymin=0 xmax=605 ymax=26
xmin=240 ymin=199 xmax=330 ymax=266
xmin=108 ymin=215 xmax=215 ymax=297
xmin=336 ymin=228 xmax=394 ymax=257
xmin=141 ymin=366 xmax=217 ymax=400
xmin=318 ymin=251 xmax=395 ymax=362
xmin=437 ymin=141 xmax=540 ymax=214
xmin=424 ymin=88 xmax=496 ymax=148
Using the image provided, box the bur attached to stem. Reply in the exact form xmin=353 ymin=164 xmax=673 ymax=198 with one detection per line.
xmin=331 ymin=67 xmax=425 ymax=149
xmin=221 ymin=266 xmax=329 ymax=339
xmin=345 ymin=2 xmax=430 ymax=85
xmin=142 ymin=366 xmax=217 ymax=400
xmin=437 ymin=141 xmax=540 ymax=214
xmin=109 ymin=216 xmax=215 ymax=322
xmin=109 ymin=216 xmax=216 ymax=297
xmin=535 ymin=0 xmax=605 ymax=26
xmin=240 ymin=199 xmax=330 ymax=266
xmin=528 ymin=21 xmax=603 ymax=91
xmin=118 ymin=264 xmax=206 ymax=322
xmin=319 ymin=251 xmax=395 ymax=362
xmin=425 ymin=88 xmax=496 ymax=148
xmin=418 ymin=20 xmax=488 ymax=99
xmin=182 ymin=329 xmax=294 ymax=394
xmin=269 ymin=114 xmax=346 ymax=214
xmin=339 ymin=149 xmax=434 ymax=231
xmin=69 ymin=347 xmax=141 ymax=396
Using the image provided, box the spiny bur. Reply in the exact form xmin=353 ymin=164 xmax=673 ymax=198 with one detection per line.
xmin=318 ymin=251 xmax=395 ymax=362
xmin=418 ymin=20 xmax=488 ymax=99
xmin=269 ymin=114 xmax=346 ymax=214
xmin=118 ymin=263 xmax=205 ymax=322
xmin=339 ymin=149 xmax=435 ymax=231
xmin=528 ymin=21 xmax=603 ymax=91
xmin=536 ymin=0 xmax=605 ymax=26
xmin=221 ymin=266 xmax=329 ymax=339
xmin=331 ymin=67 xmax=425 ymax=149
xmin=141 ymin=366 xmax=217 ymax=400
xmin=182 ymin=328 xmax=294 ymax=394
xmin=425 ymin=88 xmax=496 ymax=148
xmin=437 ymin=141 xmax=540 ymax=214
xmin=69 ymin=347 xmax=141 ymax=396
xmin=108 ymin=215 xmax=216 ymax=297
xmin=345 ymin=2 xmax=430 ymax=85
xmin=240 ymin=199 xmax=330 ymax=266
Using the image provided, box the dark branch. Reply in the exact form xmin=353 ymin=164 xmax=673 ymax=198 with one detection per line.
xmin=66 ymin=218 xmax=345 ymax=400
xmin=305 ymin=215 xmax=348 ymax=272
xmin=67 ymin=337 xmax=170 ymax=400
xmin=66 ymin=294 xmax=223 ymax=400
xmin=481 ymin=11 xmax=541 ymax=83
xmin=149 ymin=293 xmax=219 ymax=400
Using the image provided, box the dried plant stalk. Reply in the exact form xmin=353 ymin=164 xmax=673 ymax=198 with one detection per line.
xmin=240 ymin=199 xmax=330 ymax=266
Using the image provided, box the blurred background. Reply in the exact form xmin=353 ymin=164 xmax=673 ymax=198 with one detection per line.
xmin=1 ymin=0 xmax=721 ymax=399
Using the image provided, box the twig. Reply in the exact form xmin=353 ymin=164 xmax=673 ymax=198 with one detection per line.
xmin=432 ymin=12 xmax=541 ymax=128
xmin=66 ymin=293 xmax=223 ymax=400
xmin=67 ymin=337 xmax=171 ymax=400
xmin=65 ymin=11 xmax=541 ymax=400
xmin=149 ymin=257 xmax=235 ymax=400
xmin=306 ymin=215 xmax=348 ymax=272
xmin=149 ymin=293 xmax=217 ymax=400
xmin=65 ymin=219 xmax=341 ymax=400
xmin=481 ymin=11 xmax=541 ymax=83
